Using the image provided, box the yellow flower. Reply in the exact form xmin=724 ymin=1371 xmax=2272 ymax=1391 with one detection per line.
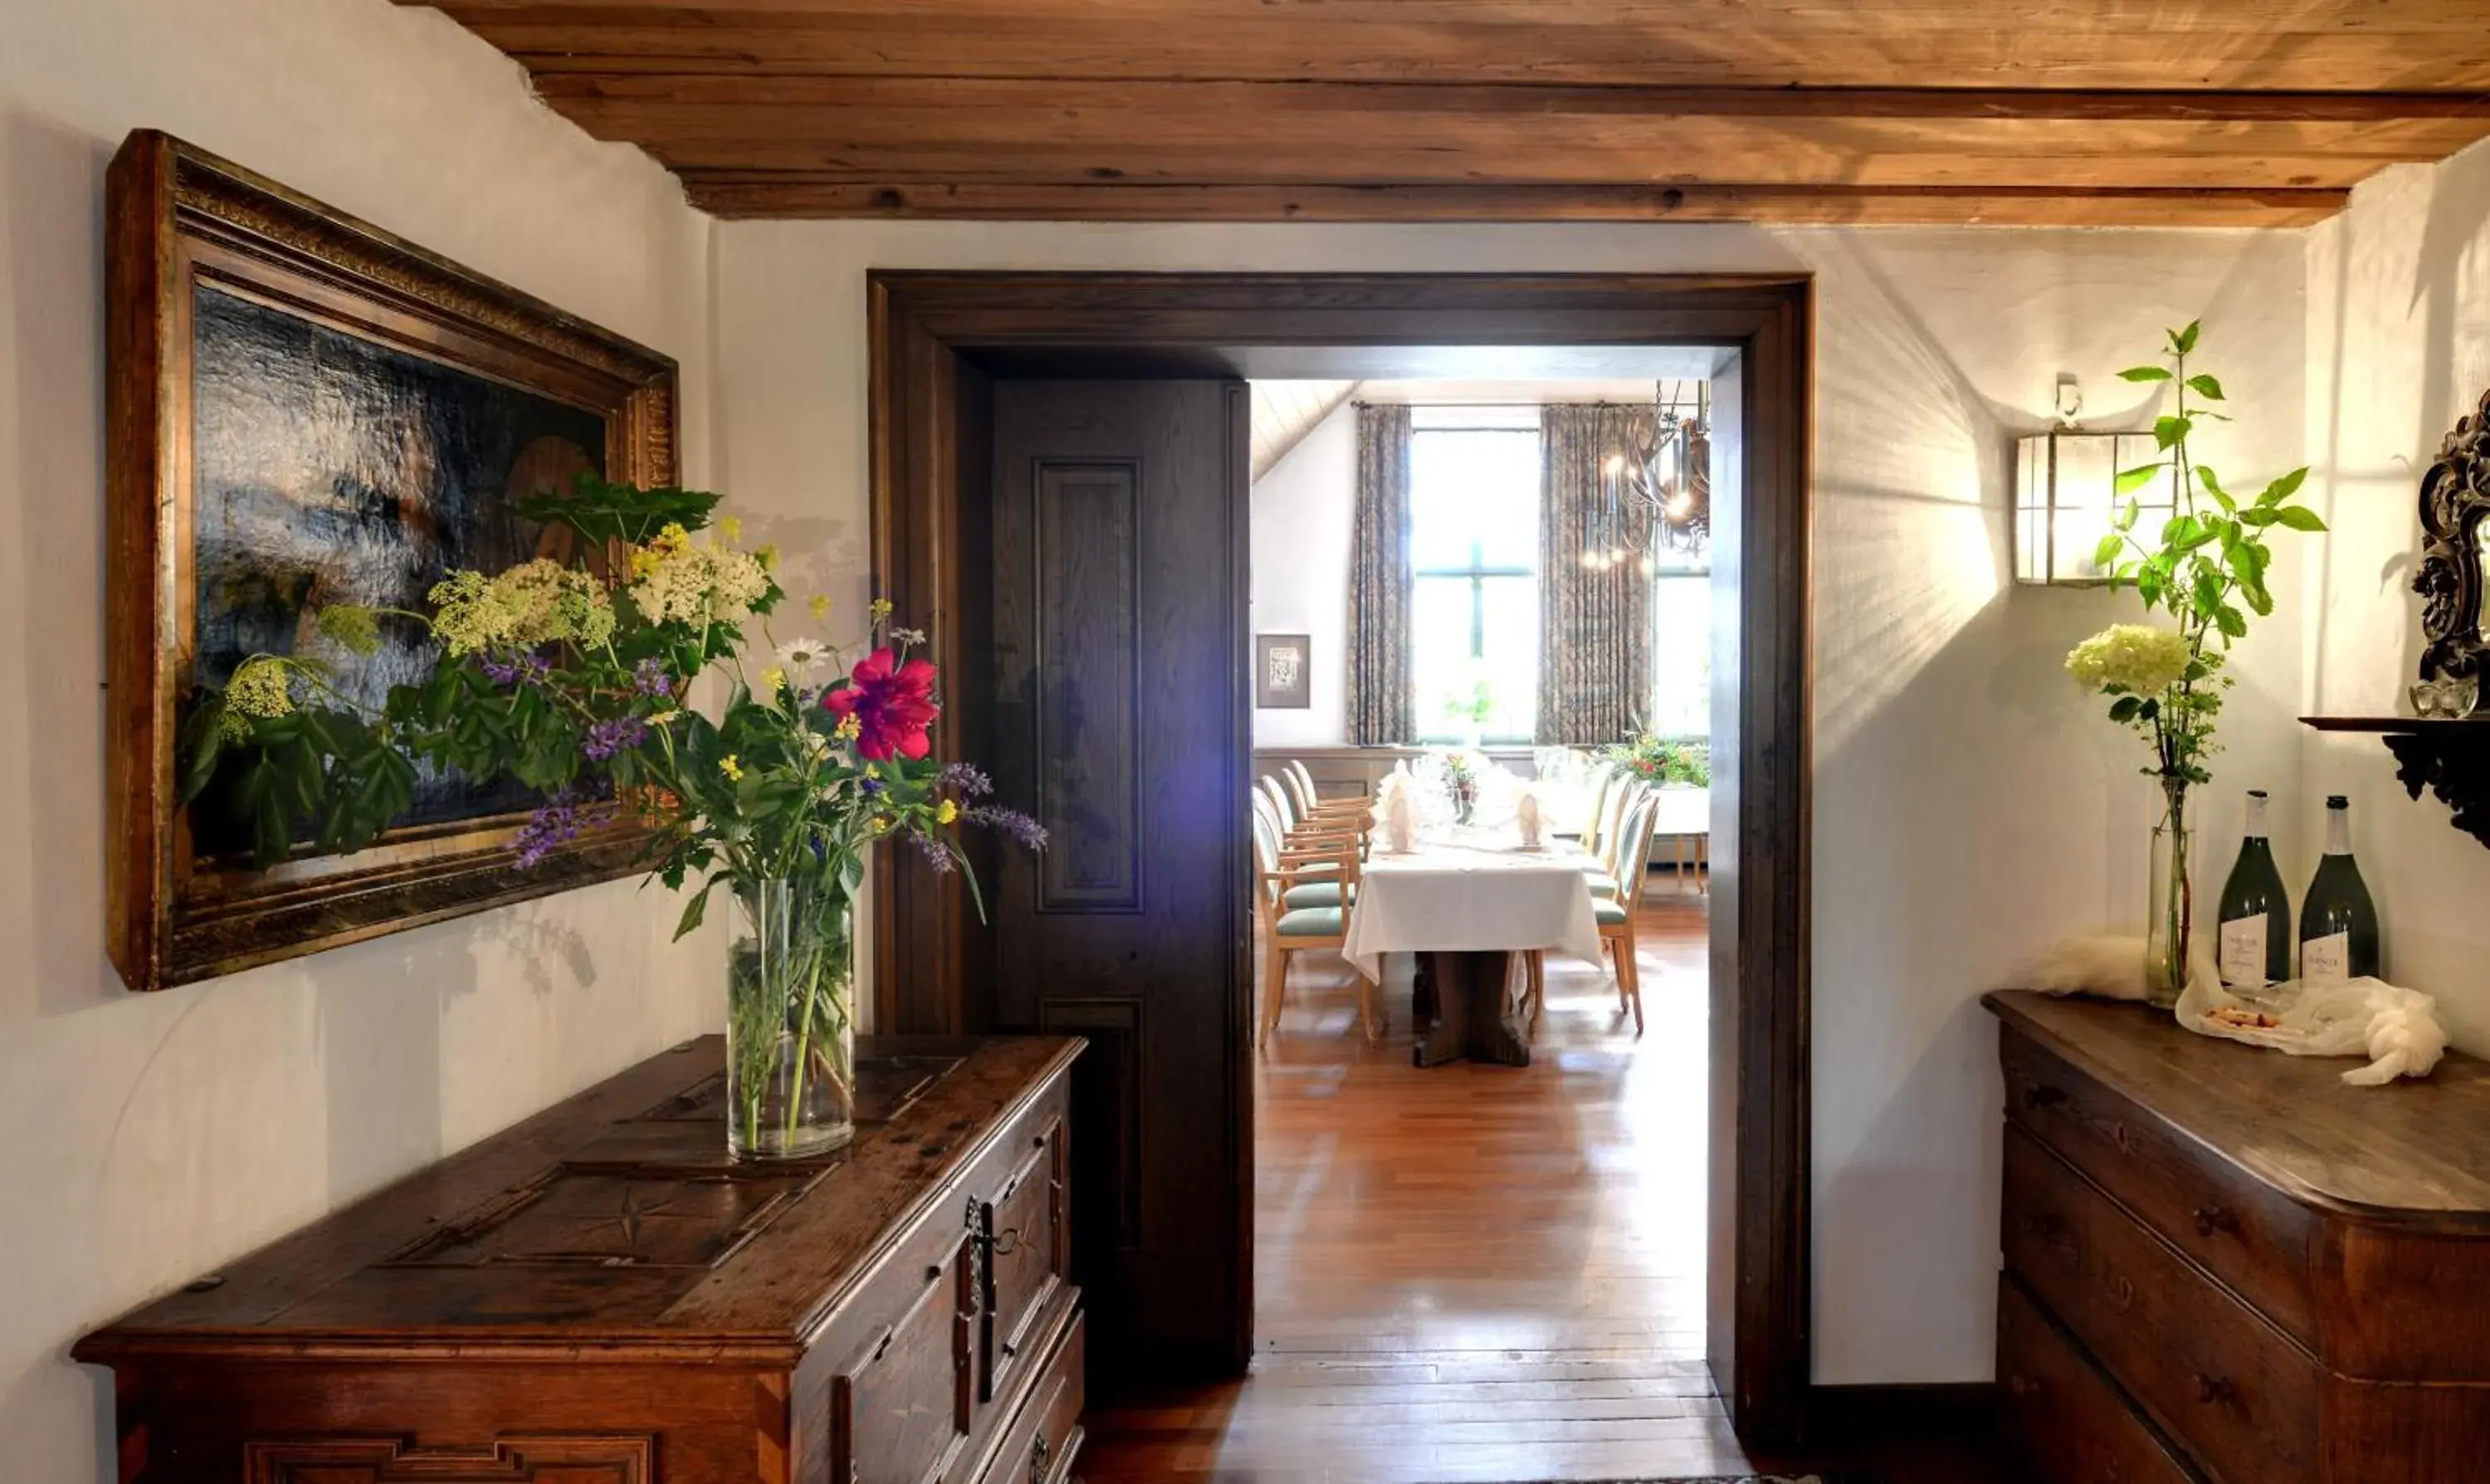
xmin=719 ymin=754 xmax=744 ymax=782
xmin=759 ymin=666 xmax=787 ymax=696
xmin=832 ymin=712 xmax=862 ymax=742
xmin=647 ymin=710 xmax=680 ymax=726
xmin=755 ymin=543 xmax=780 ymax=571
xmin=937 ymin=798 xmax=959 ymax=825
xmin=808 ymin=594 xmax=832 ymax=622
xmin=863 ymin=763 xmax=879 ymax=779
xmin=627 ymin=544 xmax=661 ymax=579
xmin=869 ymin=598 xmax=894 ymax=622
xmin=716 ymin=515 xmax=742 ymax=543
xmin=653 ymin=522 xmax=690 ymax=553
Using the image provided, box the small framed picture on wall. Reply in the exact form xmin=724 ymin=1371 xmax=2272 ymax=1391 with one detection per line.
xmin=1257 ymin=633 xmax=1311 ymax=709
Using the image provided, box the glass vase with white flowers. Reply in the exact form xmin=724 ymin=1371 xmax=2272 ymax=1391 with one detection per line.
xmin=181 ymin=476 xmax=1043 ymax=1159
xmin=2063 ymin=322 xmax=2325 ymax=1006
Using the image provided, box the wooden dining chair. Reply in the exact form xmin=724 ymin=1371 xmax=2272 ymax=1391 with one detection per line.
xmin=1577 ymin=762 xmax=1616 ymax=856
xmin=1581 ymin=778 xmax=1649 ymax=903
xmin=1262 ymin=774 xmax=1365 ymax=856
xmin=1252 ymin=790 xmax=1359 ymax=909
xmin=1593 ymin=793 xmax=1663 ymax=1034
xmin=1251 ymin=803 xmax=1374 ymax=1047
xmin=1283 ymin=759 xmax=1368 ymax=827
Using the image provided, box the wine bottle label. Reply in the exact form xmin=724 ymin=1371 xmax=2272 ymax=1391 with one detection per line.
xmin=2219 ymin=918 xmax=2269 ymax=988
xmin=2304 ymin=932 xmax=2351 ymax=982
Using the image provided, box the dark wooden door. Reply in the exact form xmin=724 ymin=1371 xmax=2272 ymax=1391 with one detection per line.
xmin=987 ymin=378 xmax=1251 ymax=1376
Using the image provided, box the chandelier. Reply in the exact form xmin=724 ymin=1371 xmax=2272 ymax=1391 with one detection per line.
xmin=1586 ymin=379 xmax=1710 ymax=571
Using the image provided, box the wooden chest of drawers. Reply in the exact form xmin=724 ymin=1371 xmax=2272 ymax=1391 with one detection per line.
xmin=1987 ymin=992 xmax=2490 ymax=1483
xmin=76 ymin=1033 xmax=1085 ymax=1484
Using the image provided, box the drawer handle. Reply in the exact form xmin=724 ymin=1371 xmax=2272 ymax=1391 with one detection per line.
xmin=1028 ymin=1431 xmax=1051 ymax=1484
xmin=2021 ymin=1082 xmax=2068 ymax=1112
xmin=2106 ymin=1274 xmax=2136 ymax=1311
xmin=2193 ymin=1373 xmax=2238 ymax=1408
xmin=2194 ymin=1205 xmax=2240 ymax=1238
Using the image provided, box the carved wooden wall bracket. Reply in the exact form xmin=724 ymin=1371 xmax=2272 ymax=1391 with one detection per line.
xmin=2303 ymin=718 xmax=2490 ymax=850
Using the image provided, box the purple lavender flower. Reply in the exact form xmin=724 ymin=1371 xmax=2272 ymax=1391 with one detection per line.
xmin=481 ymin=649 xmax=552 ymax=688
xmin=514 ymin=791 xmax=583 ymax=868
xmin=632 ymin=657 xmax=674 ymax=698
xmin=907 ymin=827 xmax=957 ymax=875
xmin=859 ymin=776 xmax=885 ymax=796
xmin=964 ymin=805 xmax=1047 ymax=852
xmin=582 ymin=715 xmax=649 ymax=761
xmin=936 ymin=762 xmax=994 ymax=798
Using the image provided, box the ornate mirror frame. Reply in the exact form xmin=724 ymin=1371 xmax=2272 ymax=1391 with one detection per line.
xmin=2414 ymin=385 xmax=2490 ymax=681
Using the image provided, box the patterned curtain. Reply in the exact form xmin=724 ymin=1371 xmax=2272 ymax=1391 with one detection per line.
xmin=1536 ymin=404 xmax=1655 ymax=744
xmin=1347 ymin=403 xmax=1415 ymax=744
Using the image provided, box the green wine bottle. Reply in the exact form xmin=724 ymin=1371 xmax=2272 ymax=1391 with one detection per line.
xmin=2217 ymin=789 xmax=2290 ymax=990
xmin=2299 ymin=794 xmax=2380 ymax=981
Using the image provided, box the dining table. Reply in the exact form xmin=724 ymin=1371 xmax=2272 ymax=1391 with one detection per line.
xmin=1339 ymin=829 xmax=1606 ymax=1067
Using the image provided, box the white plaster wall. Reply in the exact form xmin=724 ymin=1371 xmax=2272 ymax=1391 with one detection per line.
xmin=0 ymin=4 xmax=720 ymax=1477
xmin=714 ymin=217 xmax=2310 ymax=1383
xmin=1249 ymin=401 xmax=1355 ymax=748
xmin=2303 ymin=137 xmax=2490 ymax=1048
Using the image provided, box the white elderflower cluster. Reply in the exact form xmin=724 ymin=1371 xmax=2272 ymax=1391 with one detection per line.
xmin=428 ymin=559 xmax=615 ymax=656
xmin=628 ymin=524 xmax=773 ymax=629
xmin=2066 ymin=622 xmax=2190 ymax=697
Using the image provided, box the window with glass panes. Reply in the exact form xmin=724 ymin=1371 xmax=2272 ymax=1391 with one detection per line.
xmin=1409 ymin=417 xmax=1539 ymax=742
xmin=1647 ymin=546 xmax=1711 ymax=740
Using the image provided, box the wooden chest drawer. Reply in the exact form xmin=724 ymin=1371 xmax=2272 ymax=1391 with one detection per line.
xmin=2004 ymin=1125 xmax=2318 ymax=1484
xmin=979 ymin=1115 xmax=1067 ymax=1403
xmin=1999 ymin=1273 xmax=2198 ymax=1484
xmin=975 ymin=1308 xmax=1086 ymax=1484
xmin=2004 ymin=1029 xmax=2317 ymax=1350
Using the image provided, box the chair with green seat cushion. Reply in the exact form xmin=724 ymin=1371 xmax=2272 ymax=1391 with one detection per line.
xmin=1251 ymin=798 xmax=1372 ymax=1048
xmin=1594 ymin=793 xmax=1662 ymax=1035
xmin=1594 ymin=898 xmax=1631 ymax=926
xmin=1282 ymin=881 xmax=1347 ymax=910
xmin=1276 ymin=905 xmax=1345 ymax=936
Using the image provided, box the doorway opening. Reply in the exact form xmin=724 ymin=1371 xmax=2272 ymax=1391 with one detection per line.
xmin=865 ymin=274 xmax=1813 ymax=1457
xmin=1242 ymin=367 xmax=1725 ymax=1480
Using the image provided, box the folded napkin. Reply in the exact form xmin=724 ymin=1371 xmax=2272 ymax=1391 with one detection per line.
xmin=1372 ymin=775 xmax=1417 ymax=853
xmin=1514 ymin=786 xmax=1544 ymax=850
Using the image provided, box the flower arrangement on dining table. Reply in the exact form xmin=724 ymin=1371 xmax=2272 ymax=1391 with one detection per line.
xmin=1604 ymin=731 xmax=1711 ymax=788
xmin=179 ymin=474 xmax=1043 ymax=1159
xmin=2061 ymin=320 xmax=2326 ymax=1005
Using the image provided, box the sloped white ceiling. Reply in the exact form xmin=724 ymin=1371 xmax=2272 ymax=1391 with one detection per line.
xmin=1248 ymin=380 xmax=1358 ymax=483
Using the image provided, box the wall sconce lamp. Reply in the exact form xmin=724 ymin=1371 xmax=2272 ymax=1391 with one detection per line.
xmin=2014 ymin=378 xmax=2169 ymax=586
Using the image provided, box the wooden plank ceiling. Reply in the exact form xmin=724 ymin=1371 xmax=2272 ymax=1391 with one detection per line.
xmin=406 ymin=1 xmax=2490 ymax=226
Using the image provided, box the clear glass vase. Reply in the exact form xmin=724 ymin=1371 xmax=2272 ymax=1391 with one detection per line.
xmin=2144 ymin=777 xmax=2195 ymax=1009
xmin=726 ymin=876 xmax=857 ymax=1161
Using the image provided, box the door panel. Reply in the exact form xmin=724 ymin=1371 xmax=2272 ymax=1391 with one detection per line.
xmin=989 ymin=379 xmax=1250 ymax=1375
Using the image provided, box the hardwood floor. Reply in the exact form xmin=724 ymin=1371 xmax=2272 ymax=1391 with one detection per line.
xmin=1078 ymin=883 xmax=2002 ymax=1483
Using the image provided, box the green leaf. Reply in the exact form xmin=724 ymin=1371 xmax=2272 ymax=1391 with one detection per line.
xmin=2171 ymin=320 xmax=2201 ymax=354
xmin=2214 ymin=605 xmax=2248 ymax=639
xmin=2109 ymin=696 xmax=2145 ymax=723
xmin=2091 ymin=533 xmax=2126 ymax=573
xmin=2118 ymin=365 xmax=2173 ymax=383
xmin=673 ymin=877 xmax=719 ymax=941
xmin=2185 ymin=374 xmax=2226 ymax=401
xmin=2198 ymin=467 xmax=2235 ymax=514
xmin=2273 ymin=505 xmax=2328 ymax=532
xmin=2115 ymin=464 xmax=2165 ymax=495
xmin=2154 ymin=415 xmax=2193 ymax=452
xmin=2260 ymin=466 xmax=2310 ymax=506
xmin=515 ymin=471 xmax=724 ymax=548
xmin=2116 ymin=496 xmax=2141 ymax=533
xmin=2239 ymin=506 xmax=2279 ymax=527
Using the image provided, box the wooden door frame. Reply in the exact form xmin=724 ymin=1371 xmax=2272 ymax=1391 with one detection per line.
xmin=866 ymin=271 xmax=1814 ymax=1443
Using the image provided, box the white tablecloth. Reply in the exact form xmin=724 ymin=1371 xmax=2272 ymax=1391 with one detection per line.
xmin=1339 ymin=832 xmax=1605 ymax=984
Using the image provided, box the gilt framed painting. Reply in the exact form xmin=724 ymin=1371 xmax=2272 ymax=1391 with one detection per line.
xmin=105 ymin=131 xmax=678 ymax=992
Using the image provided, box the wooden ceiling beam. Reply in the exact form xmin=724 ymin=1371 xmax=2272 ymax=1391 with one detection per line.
xmin=416 ymin=1 xmax=2490 ymax=92
xmin=677 ymin=178 xmax=2351 ymax=228
xmin=528 ymin=77 xmax=2488 ymax=191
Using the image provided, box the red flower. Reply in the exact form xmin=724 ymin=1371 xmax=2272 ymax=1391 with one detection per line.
xmin=823 ymin=647 xmax=939 ymax=761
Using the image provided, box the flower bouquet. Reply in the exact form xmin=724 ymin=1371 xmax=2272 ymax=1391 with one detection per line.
xmin=2064 ymin=322 xmax=2324 ymax=1005
xmin=181 ymin=476 xmax=1042 ymax=1159
xmin=1604 ymin=731 xmax=1711 ymax=788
